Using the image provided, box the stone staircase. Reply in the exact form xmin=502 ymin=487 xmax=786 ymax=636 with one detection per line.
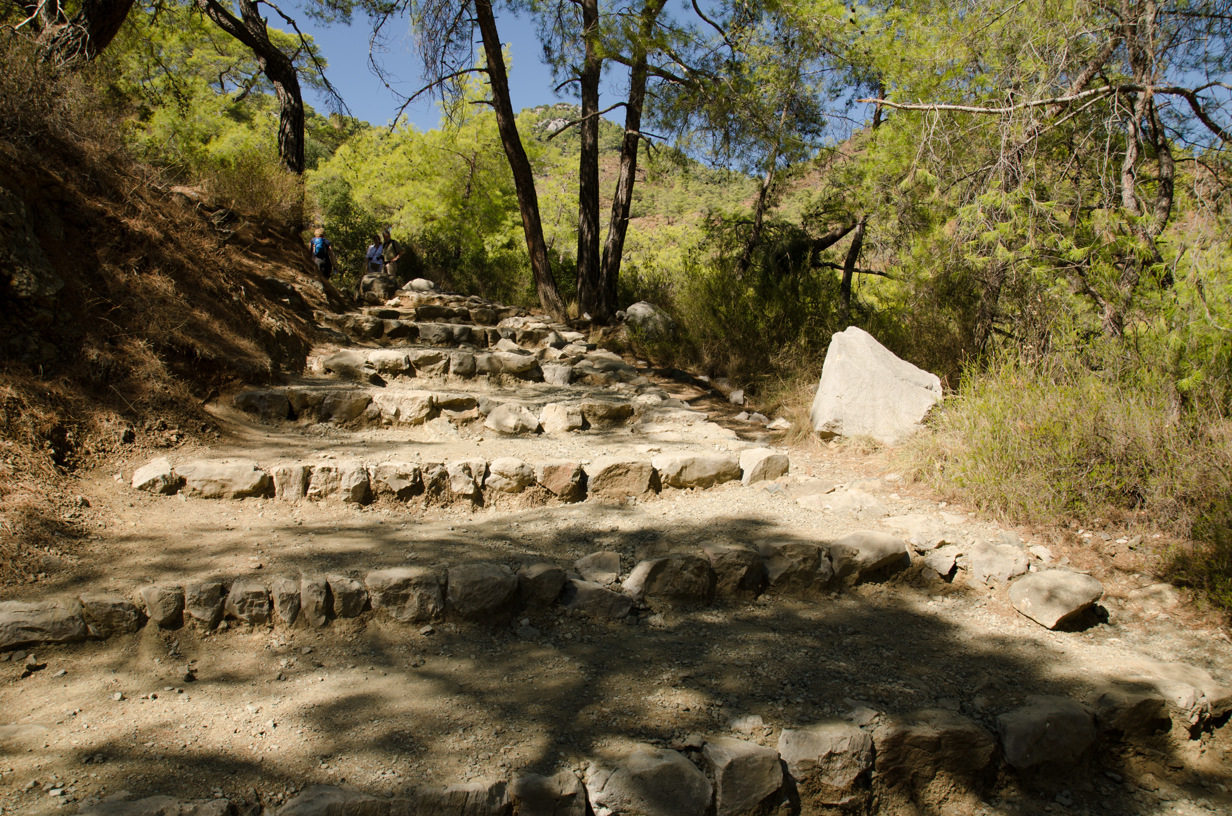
xmin=1 ymin=281 xmax=1230 ymax=816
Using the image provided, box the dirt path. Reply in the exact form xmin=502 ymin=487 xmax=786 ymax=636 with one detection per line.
xmin=1 ymin=289 xmax=1230 ymax=816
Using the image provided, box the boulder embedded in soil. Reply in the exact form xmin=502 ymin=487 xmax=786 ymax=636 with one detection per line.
xmin=967 ymin=540 xmax=1029 ymax=585
xmin=518 ymin=563 xmax=568 ymax=610
xmin=176 ymin=460 xmax=272 ymax=499
xmin=484 ymin=403 xmax=542 ymax=434
xmin=872 ymin=709 xmax=996 ymax=789
xmin=997 ymin=696 xmax=1096 ymax=770
xmin=184 ymin=581 xmax=225 ymax=628
xmin=271 ymin=464 xmax=311 ymax=501
xmin=370 ymin=462 xmax=423 ymax=500
xmin=306 ymin=460 xmax=371 ymax=504
xmin=622 ymin=554 xmax=715 ymax=606
xmin=327 ymin=575 xmax=368 ymax=618
xmin=447 ymin=563 xmax=519 ymax=620
xmin=138 ymin=585 xmax=184 ymax=629
xmin=702 ymin=736 xmax=784 ymax=816
xmin=585 ymin=456 xmax=658 ymax=498
xmin=224 ymin=580 xmax=271 ymax=625
xmin=540 ymin=403 xmax=584 ymax=435
xmin=587 ymin=744 xmax=712 ymax=816
xmin=300 ymin=576 xmax=330 ymax=628
xmin=560 ymin=579 xmax=632 ymax=619
xmin=703 ymin=544 xmax=764 ymax=596
xmin=365 ymin=567 xmax=444 ymax=623
xmin=828 ymin=530 xmax=911 ymax=582
xmin=777 ymin=721 xmax=874 ymax=807
xmin=269 ymin=576 xmax=301 ymax=626
xmin=536 ymin=461 xmax=586 ymax=501
xmin=510 ymin=771 xmax=587 ymax=816
xmin=131 ymin=457 xmax=183 ymax=495
xmin=0 ymin=599 xmax=88 ymax=651
xmin=651 ymin=453 xmax=741 ymax=489
xmin=79 ymin=594 xmax=141 ymax=638
xmin=758 ymin=541 xmax=830 ymax=592
xmin=809 ymin=326 xmax=942 ymax=445
xmin=575 ymin=551 xmax=621 ymax=585
xmin=1008 ymin=570 xmax=1104 ymax=629
xmin=738 ymin=448 xmax=789 ymax=485
xmin=486 ymin=457 xmax=534 ymax=493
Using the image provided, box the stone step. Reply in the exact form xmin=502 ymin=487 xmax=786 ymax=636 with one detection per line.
xmin=229 ymin=378 xmax=726 ymax=436
xmin=302 ymin=341 xmax=638 ymax=389
xmin=128 ymin=449 xmax=792 ymax=507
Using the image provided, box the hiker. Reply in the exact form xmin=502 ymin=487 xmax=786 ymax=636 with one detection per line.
xmin=382 ymin=228 xmax=404 ymax=281
xmin=365 ymin=234 xmax=385 ymax=276
xmin=309 ymin=228 xmax=336 ymax=279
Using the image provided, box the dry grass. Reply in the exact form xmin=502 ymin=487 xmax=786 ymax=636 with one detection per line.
xmin=0 ymin=40 xmax=339 ymax=588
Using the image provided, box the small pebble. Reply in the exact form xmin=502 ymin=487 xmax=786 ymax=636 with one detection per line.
xmin=54 ymin=669 xmax=67 ymax=678
xmin=113 ymin=692 xmax=124 ymax=702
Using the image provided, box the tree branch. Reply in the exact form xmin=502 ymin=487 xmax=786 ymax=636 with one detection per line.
xmin=545 ymin=102 xmax=629 ymax=140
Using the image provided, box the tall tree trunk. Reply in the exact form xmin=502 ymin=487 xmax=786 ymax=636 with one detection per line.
xmin=198 ymin=0 xmax=305 ymax=177
xmin=574 ymin=0 xmax=602 ymax=318
xmin=597 ymin=0 xmax=667 ymax=323
xmin=838 ymin=216 xmax=867 ymax=326
xmin=38 ymin=0 xmax=135 ymax=68
xmin=474 ymin=0 xmax=567 ymax=320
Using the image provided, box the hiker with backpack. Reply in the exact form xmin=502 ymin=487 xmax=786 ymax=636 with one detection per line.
xmin=309 ymin=228 xmax=337 ymax=279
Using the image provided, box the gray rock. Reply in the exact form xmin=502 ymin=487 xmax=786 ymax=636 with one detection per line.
xmin=383 ymin=319 xmax=417 ymax=341
xmin=348 ymin=314 xmax=385 ymax=341
xmin=77 ymin=796 xmax=234 ymax=816
xmin=922 ymin=545 xmax=962 ymax=579
xmin=176 ymin=460 xmax=271 ymax=499
xmin=138 ymin=585 xmax=184 ymax=629
xmin=413 ymin=779 xmax=508 ymax=815
xmin=575 ymin=551 xmax=621 ymax=585
xmin=540 ymin=403 xmax=584 ymax=435
xmin=366 ymin=350 xmax=412 ymax=376
xmin=622 ymin=301 xmax=676 ymax=341
xmin=300 ymin=576 xmax=330 ymax=628
xmin=1008 ymin=570 xmax=1104 ymax=629
xmin=542 ymin=363 xmax=574 ymax=386
xmin=307 ymin=460 xmax=371 ymax=504
xmin=434 ymin=392 xmax=479 ymax=412
xmin=487 ymin=457 xmax=534 ymax=493
xmin=447 ymin=563 xmax=519 ymax=621
xmin=1087 ymin=685 xmax=1171 ymax=741
xmin=275 ymin=785 xmax=384 ymax=816
xmin=496 ymin=352 xmax=542 ymax=379
xmin=408 ymin=278 xmax=437 ymax=292
xmin=184 ymin=581 xmax=225 ymax=628
xmin=371 ymin=391 xmax=436 ymax=426
xmin=446 ymin=459 xmax=487 ymax=500
xmin=873 ymin=709 xmax=996 ymax=788
xmin=224 ymin=580 xmax=271 ymax=625
xmin=365 ymin=567 xmax=444 ymax=623
xmin=270 ymin=576 xmax=301 ymax=626
xmin=1091 ymin=658 xmax=1232 ymax=729
xmin=702 ymin=736 xmax=783 ymax=816
xmin=449 ymin=351 xmax=476 ymax=377
xmin=828 ymin=531 xmax=911 ymax=582
xmin=0 ymin=599 xmax=88 ymax=650
xmin=494 ymin=338 xmax=524 ymax=353
xmin=702 ymin=544 xmax=763 ymax=596
xmin=468 ymin=306 xmax=496 ymax=324
xmin=560 ymin=579 xmax=633 ymax=619
xmin=585 ymin=456 xmax=658 ymax=498
xmin=328 ymin=575 xmax=368 ymax=618
xmin=271 ymin=464 xmax=311 ymax=501
xmin=758 ymin=541 xmax=829 ymax=591
xmin=518 ymin=562 xmax=567 ymax=610
xmin=998 ymin=696 xmax=1096 ymax=769
xmin=132 ymin=457 xmax=183 ymax=495
xmin=320 ymin=390 xmax=374 ymax=423
xmin=579 ymin=399 xmax=634 ymax=425
xmin=233 ymin=389 xmax=291 ymax=421
xmin=738 ymin=448 xmax=789 ymax=485
xmin=968 ymin=540 xmax=1029 ymax=585
xmin=509 ymin=771 xmax=586 ymax=816
xmin=652 ymin=453 xmax=741 ymax=489
xmin=622 ymin=554 xmax=715 ymax=605
xmin=79 ymin=594 xmax=140 ymax=638
xmin=485 ymin=403 xmax=542 ymax=434
xmin=408 ymin=348 xmax=450 ymax=376
xmin=778 ymin=721 xmax=874 ymax=807
xmin=322 ymin=350 xmax=380 ymax=383
xmin=359 ymin=273 xmax=398 ymax=304
xmin=587 ymin=744 xmax=711 ymax=816
xmin=537 ymin=461 xmax=586 ymax=501
xmin=371 ymin=462 xmax=423 ymax=500
xmin=809 ymin=326 xmax=942 ymax=445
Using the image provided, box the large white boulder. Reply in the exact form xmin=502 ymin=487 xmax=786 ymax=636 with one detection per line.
xmin=809 ymin=327 xmax=942 ymax=445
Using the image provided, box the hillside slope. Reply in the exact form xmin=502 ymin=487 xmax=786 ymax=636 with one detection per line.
xmin=0 ymin=50 xmax=343 ymax=587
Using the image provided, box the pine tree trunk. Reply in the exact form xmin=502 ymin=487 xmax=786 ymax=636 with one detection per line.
xmin=474 ymin=0 xmax=567 ymax=320
xmin=574 ymin=0 xmax=602 ymax=318
xmin=38 ymin=0 xmax=134 ymax=68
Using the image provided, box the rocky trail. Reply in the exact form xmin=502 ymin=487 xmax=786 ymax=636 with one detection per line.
xmin=1 ymin=282 xmax=1230 ymax=816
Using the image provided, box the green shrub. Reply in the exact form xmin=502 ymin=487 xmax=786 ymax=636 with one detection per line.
xmin=901 ymin=352 xmax=1232 ymax=610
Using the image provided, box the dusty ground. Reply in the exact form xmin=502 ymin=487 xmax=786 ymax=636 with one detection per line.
xmin=1 ymin=366 xmax=1231 ymax=816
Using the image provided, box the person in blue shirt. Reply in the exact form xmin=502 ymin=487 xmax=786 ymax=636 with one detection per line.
xmin=309 ymin=228 xmax=337 ymax=279
xmin=365 ymin=234 xmax=385 ymax=276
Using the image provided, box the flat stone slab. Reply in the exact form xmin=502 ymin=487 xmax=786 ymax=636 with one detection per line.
xmin=176 ymin=460 xmax=272 ymax=499
xmin=1008 ymin=570 xmax=1103 ymax=629
xmin=651 ymin=453 xmax=740 ymax=489
xmin=0 ymin=599 xmax=87 ymax=651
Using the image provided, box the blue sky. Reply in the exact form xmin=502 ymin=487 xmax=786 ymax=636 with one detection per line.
xmin=297 ymin=9 xmax=581 ymax=130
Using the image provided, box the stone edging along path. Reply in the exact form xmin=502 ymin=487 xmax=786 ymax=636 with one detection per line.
xmin=126 ymin=448 xmax=792 ymax=506
xmin=15 ymin=538 xmax=1232 ymax=816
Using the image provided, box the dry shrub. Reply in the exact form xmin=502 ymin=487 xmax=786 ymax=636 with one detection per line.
xmin=202 ymin=150 xmax=305 ymax=225
xmin=900 ymin=353 xmax=1232 ymax=610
